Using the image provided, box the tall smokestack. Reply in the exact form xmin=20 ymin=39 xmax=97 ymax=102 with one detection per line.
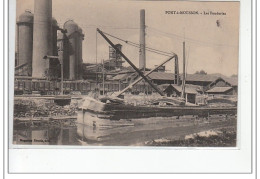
xmin=32 ymin=0 xmax=53 ymax=78
xmin=139 ymin=9 xmax=146 ymax=70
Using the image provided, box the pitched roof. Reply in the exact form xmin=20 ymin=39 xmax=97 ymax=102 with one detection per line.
xmin=110 ymin=71 xmax=237 ymax=87
xmin=149 ymin=73 xmax=232 ymax=84
xmin=181 ymin=74 xmax=219 ymax=82
xmin=206 ymin=87 xmax=233 ymax=93
xmin=157 ymin=84 xmax=172 ymax=91
xmin=111 ymin=73 xmax=129 ymax=80
xmin=206 ymin=77 xmax=238 ymax=89
xmin=148 ymin=72 xmax=175 ymax=81
xmin=171 ymin=85 xmax=198 ymax=94
xmin=222 ymin=77 xmax=238 ymax=86
xmin=185 ymin=84 xmax=204 ymax=92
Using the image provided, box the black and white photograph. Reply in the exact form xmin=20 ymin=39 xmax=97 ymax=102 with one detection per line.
xmin=13 ymin=0 xmax=239 ymax=147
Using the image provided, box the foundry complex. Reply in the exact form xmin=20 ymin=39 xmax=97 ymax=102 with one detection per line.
xmin=13 ymin=0 xmax=238 ymax=147
xmin=16 ymin=0 xmax=84 ymax=80
xmin=14 ymin=0 xmax=237 ymax=100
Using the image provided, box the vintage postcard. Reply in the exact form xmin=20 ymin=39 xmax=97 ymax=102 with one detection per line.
xmin=13 ymin=0 xmax=239 ymax=147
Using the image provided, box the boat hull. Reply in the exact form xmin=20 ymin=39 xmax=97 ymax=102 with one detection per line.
xmin=81 ymin=103 xmax=237 ymax=120
xmin=77 ymin=99 xmax=237 ymax=144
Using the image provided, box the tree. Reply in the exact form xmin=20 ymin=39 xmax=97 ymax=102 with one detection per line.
xmin=195 ymin=70 xmax=207 ymax=75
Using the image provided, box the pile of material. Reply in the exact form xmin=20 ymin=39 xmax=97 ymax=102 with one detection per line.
xmin=14 ymin=98 xmax=77 ymax=118
xmin=123 ymin=93 xmax=162 ymax=106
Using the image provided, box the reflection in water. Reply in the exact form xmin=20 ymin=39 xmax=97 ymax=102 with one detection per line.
xmin=13 ymin=126 xmax=78 ymax=145
xmin=76 ymin=110 xmax=236 ymax=146
xmin=13 ymin=111 xmax=236 ymax=146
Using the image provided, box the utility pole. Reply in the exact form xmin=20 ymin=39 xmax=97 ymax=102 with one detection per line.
xmin=139 ymin=9 xmax=146 ymax=71
xmin=174 ymin=55 xmax=180 ymax=85
xmin=181 ymin=41 xmax=186 ymax=99
xmin=102 ymin=59 xmax=105 ymax=95
xmin=96 ymin=30 xmax=98 ymax=87
xmin=58 ymin=50 xmax=64 ymax=95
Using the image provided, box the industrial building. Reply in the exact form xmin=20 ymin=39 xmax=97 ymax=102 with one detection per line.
xmin=14 ymin=1 xmax=237 ymax=98
xmin=14 ymin=2 xmax=172 ymax=95
xmin=16 ymin=6 xmax=84 ymax=80
xmin=15 ymin=0 xmax=126 ymax=87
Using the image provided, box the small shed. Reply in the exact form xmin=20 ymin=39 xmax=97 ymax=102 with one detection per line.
xmin=172 ymin=85 xmax=198 ymax=104
xmin=160 ymin=84 xmax=198 ymax=104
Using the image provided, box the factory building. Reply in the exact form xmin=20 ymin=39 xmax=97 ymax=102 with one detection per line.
xmin=110 ymin=71 xmax=237 ymax=95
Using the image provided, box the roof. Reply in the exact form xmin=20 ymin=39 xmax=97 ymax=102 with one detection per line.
xmin=148 ymin=72 xmax=174 ymax=81
xmin=171 ymin=85 xmax=198 ymax=94
xmin=185 ymin=84 xmax=204 ymax=92
xmin=148 ymin=73 xmax=227 ymax=83
xmin=64 ymin=20 xmax=79 ymax=36
xmin=206 ymin=87 xmax=233 ymax=93
xmin=157 ymin=84 xmax=172 ymax=91
xmin=207 ymin=77 xmax=238 ymax=89
xmin=18 ymin=10 xmax=34 ymax=23
xmin=111 ymin=74 xmax=129 ymax=80
xmin=108 ymin=70 xmax=237 ymax=87
xmin=181 ymin=74 xmax=219 ymax=82
xmin=223 ymin=77 xmax=238 ymax=86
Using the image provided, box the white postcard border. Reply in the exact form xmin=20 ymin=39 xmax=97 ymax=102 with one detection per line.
xmin=7 ymin=0 xmax=253 ymax=174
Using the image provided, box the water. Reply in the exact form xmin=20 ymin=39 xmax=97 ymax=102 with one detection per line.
xmin=13 ymin=126 xmax=79 ymax=145
xmin=13 ymin=112 xmax=237 ymax=146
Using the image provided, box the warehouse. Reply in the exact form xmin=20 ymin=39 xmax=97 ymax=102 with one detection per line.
xmin=147 ymin=72 xmax=175 ymax=85
xmin=180 ymin=74 xmax=220 ymax=88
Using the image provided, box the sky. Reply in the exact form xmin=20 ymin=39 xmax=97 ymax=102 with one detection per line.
xmin=16 ymin=0 xmax=239 ymax=76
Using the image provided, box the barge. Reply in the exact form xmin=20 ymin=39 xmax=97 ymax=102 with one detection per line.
xmin=78 ymin=96 xmax=237 ymax=121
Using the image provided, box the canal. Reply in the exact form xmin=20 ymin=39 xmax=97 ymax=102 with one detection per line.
xmin=13 ymin=113 xmax=237 ymax=146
